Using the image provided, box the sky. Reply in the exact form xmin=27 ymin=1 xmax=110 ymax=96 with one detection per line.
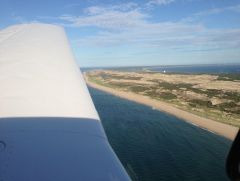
xmin=0 ymin=0 xmax=240 ymax=67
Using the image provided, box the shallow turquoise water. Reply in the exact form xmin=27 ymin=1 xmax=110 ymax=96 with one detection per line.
xmin=89 ymin=87 xmax=232 ymax=181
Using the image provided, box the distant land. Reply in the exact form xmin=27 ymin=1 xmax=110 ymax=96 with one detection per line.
xmin=84 ymin=67 xmax=240 ymax=140
xmin=82 ymin=64 xmax=240 ymax=74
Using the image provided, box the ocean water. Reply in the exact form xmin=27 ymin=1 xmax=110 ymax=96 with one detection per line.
xmin=89 ymin=87 xmax=232 ymax=181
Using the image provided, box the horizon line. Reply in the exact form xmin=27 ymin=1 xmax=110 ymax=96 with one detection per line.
xmin=80 ymin=62 xmax=240 ymax=69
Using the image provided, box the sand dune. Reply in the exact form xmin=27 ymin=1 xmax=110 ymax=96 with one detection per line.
xmin=85 ymin=74 xmax=239 ymax=140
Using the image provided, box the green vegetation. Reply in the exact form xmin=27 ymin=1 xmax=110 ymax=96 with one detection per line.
xmin=158 ymin=82 xmax=179 ymax=90
xmin=223 ymin=92 xmax=240 ymax=102
xmin=154 ymin=81 xmax=193 ymax=90
xmin=218 ymin=102 xmax=240 ymax=115
xmin=155 ymin=81 xmax=206 ymax=95
xmin=189 ymin=99 xmax=240 ymax=115
xmin=98 ymin=72 xmax=142 ymax=80
xmin=108 ymin=82 xmax=133 ymax=88
xmin=217 ymin=73 xmax=240 ymax=81
xmin=159 ymin=92 xmax=177 ymax=100
xmin=144 ymin=90 xmax=177 ymax=100
xmin=129 ymin=86 xmax=150 ymax=93
xmin=189 ymin=99 xmax=214 ymax=108
xmin=204 ymin=89 xmax=223 ymax=98
xmin=145 ymin=90 xmax=159 ymax=99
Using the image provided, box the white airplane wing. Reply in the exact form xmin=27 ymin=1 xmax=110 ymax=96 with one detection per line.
xmin=0 ymin=23 xmax=130 ymax=180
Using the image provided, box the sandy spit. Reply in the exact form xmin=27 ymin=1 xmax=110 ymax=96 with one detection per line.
xmin=85 ymin=74 xmax=239 ymax=141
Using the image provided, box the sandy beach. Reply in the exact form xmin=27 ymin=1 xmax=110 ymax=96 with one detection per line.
xmin=85 ymin=74 xmax=239 ymax=140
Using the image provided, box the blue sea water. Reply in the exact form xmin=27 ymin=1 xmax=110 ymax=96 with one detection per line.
xmin=89 ymin=87 xmax=232 ymax=181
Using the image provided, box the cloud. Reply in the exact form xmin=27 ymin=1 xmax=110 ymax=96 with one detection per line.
xmin=76 ymin=22 xmax=240 ymax=52
xmin=182 ymin=4 xmax=240 ymax=22
xmin=227 ymin=4 xmax=240 ymax=13
xmin=59 ymin=3 xmax=240 ymax=52
xmin=196 ymin=4 xmax=240 ymax=16
xmin=147 ymin=0 xmax=175 ymax=6
xmin=59 ymin=4 xmax=147 ymax=30
xmin=84 ymin=2 xmax=139 ymax=14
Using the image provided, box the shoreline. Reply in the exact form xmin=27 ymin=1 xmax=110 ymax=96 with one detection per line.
xmin=84 ymin=74 xmax=239 ymax=140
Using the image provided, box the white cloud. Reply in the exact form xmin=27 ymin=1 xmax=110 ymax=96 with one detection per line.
xmin=182 ymin=4 xmax=240 ymax=22
xmin=84 ymin=2 xmax=139 ymax=14
xmin=59 ymin=4 xmax=147 ymax=30
xmin=227 ymin=4 xmax=240 ymax=13
xmin=196 ymin=4 xmax=240 ymax=16
xmin=59 ymin=3 xmax=240 ymax=52
xmin=75 ymin=22 xmax=240 ymax=52
xmin=147 ymin=0 xmax=175 ymax=6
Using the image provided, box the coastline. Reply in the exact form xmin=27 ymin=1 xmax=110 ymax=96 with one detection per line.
xmin=84 ymin=74 xmax=239 ymax=140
